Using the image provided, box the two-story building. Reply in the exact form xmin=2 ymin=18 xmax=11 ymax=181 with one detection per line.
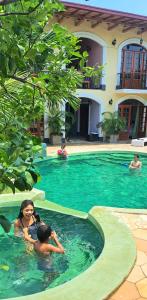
xmin=41 ymin=1 xmax=147 ymax=142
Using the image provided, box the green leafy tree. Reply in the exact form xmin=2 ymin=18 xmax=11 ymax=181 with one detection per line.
xmin=0 ymin=126 xmax=41 ymax=193
xmin=0 ymin=0 xmax=103 ymax=193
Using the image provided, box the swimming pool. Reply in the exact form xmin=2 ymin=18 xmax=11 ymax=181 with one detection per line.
xmin=36 ymin=151 xmax=147 ymax=211
xmin=0 ymin=207 xmax=103 ymax=299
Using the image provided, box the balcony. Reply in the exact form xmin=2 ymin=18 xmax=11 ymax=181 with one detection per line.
xmin=29 ymin=120 xmax=44 ymax=137
xmin=69 ymin=36 xmax=104 ymax=90
xmin=117 ymin=72 xmax=147 ymax=90
xmin=79 ymin=77 xmax=105 ymax=90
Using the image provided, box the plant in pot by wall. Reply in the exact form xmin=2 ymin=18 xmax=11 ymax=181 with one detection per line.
xmin=48 ymin=108 xmax=64 ymax=145
xmin=65 ymin=111 xmax=76 ymax=141
xmin=48 ymin=105 xmax=77 ymax=145
xmin=101 ymin=112 xmax=126 ymax=143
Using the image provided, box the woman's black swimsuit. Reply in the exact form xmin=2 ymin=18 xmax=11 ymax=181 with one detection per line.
xmin=20 ymin=216 xmax=39 ymax=240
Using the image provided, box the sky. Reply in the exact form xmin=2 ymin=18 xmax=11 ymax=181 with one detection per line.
xmin=63 ymin=0 xmax=147 ymax=16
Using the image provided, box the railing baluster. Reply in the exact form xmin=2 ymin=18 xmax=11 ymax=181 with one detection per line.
xmin=117 ymin=72 xmax=147 ymax=89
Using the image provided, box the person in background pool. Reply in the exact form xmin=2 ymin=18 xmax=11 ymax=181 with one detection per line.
xmin=129 ymin=154 xmax=142 ymax=170
xmin=57 ymin=143 xmax=68 ymax=159
xmin=14 ymin=200 xmax=44 ymax=245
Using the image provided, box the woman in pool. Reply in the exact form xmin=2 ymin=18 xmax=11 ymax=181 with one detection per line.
xmin=129 ymin=154 xmax=142 ymax=170
xmin=57 ymin=144 xmax=68 ymax=159
xmin=14 ymin=200 xmax=43 ymax=244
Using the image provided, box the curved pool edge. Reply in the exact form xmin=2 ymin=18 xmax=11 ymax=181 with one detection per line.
xmin=0 ymin=198 xmax=136 ymax=300
xmin=96 ymin=205 xmax=147 ymax=215
xmin=88 ymin=206 xmax=136 ymax=299
xmin=0 ymin=188 xmax=45 ymax=202
xmin=43 ymin=148 xmax=147 ymax=160
xmin=0 ymin=190 xmax=87 ymax=220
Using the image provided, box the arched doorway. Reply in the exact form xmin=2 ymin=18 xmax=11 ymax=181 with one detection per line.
xmin=71 ymin=32 xmax=107 ymax=89
xmin=75 ymin=32 xmax=106 ymax=87
xmin=65 ymin=98 xmax=100 ymax=140
xmin=69 ymin=38 xmax=103 ymax=89
xmin=119 ymin=99 xmax=147 ymax=139
xmin=120 ymin=44 xmax=147 ymax=89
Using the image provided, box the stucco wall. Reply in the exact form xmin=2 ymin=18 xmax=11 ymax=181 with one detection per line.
xmin=49 ymin=18 xmax=147 ymax=113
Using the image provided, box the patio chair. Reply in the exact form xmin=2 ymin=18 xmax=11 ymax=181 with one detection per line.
xmin=131 ymin=137 xmax=147 ymax=147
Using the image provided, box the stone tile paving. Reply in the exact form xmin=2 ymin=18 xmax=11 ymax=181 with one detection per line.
xmin=47 ymin=143 xmax=147 ymax=156
xmin=47 ymin=143 xmax=147 ymax=300
xmin=108 ymin=211 xmax=147 ymax=300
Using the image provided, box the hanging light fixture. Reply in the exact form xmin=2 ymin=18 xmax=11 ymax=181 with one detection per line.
xmin=140 ymin=33 xmax=143 ymax=45
xmin=109 ymin=99 xmax=113 ymax=105
xmin=112 ymin=38 xmax=117 ymax=46
xmin=140 ymin=37 xmax=143 ymax=45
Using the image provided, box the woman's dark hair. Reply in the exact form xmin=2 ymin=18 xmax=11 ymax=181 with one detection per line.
xmin=37 ymin=224 xmax=52 ymax=242
xmin=18 ymin=200 xmax=40 ymax=222
xmin=134 ymin=153 xmax=139 ymax=158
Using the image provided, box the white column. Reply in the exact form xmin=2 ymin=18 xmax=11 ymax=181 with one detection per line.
xmin=60 ymin=63 xmax=66 ymax=140
xmin=44 ymin=102 xmax=49 ymax=140
xmin=88 ymin=103 xmax=91 ymax=134
xmin=98 ymin=104 xmax=103 ymax=137
xmin=102 ymin=46 xmax=106 ymax=86
xmin=60 ymin=102 xmax=66 ymax=139
xmin=77 ymin=108 xmax=80 ymax=133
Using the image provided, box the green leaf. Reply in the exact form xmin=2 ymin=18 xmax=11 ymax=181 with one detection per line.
xmin=14 ymin=177 xmax=27 ymax=191
xmin=0 ymin=0 xmax=103 ymax=193
xmin=28 ymin=169 xmax=39 ymax=183
xmin=2 ymin=178 xmax=15 ymax=194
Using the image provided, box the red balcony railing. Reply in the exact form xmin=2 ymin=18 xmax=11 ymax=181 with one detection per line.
xmin=117 ymin=72 xmax=147 ymax=89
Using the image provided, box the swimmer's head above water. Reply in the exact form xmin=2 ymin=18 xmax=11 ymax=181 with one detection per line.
xmin=134 ymin=153 xmax=139 ymax=161
xmin=37 ymin=224 xmax=52 ymax=243
xmin=18 ymin=200 xmax=40 ymax=222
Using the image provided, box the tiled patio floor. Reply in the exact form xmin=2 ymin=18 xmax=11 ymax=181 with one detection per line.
xmin=107 ymin=211 xmax=147 ymax=300
xmin=47 ymin=143 xmax=147 ymax=300
xmin=47 ymin=142 xmax=147 ymax=156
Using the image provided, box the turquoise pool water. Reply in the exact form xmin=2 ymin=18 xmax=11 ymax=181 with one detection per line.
xmin=36 ymin=151 xmax=147 ymax=211
xmin=0 ymin=207 xmax=103 ymax=299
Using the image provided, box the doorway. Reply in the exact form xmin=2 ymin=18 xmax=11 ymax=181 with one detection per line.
xmin=65 ymin=98 xmax=100 ymax=140
xmin=65 ymin=100 xmax=90 ymax=140
xmin=121 ymin=44 xmax=147 ymax=89
xmin=80 ymin=103 xmax=89 ymax=138
xmin=119 ymin=99 xmax=147 ymax=139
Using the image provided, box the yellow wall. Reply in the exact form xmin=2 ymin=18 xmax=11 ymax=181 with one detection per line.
xmin=52 ymin=17 xmax=147 ymax=113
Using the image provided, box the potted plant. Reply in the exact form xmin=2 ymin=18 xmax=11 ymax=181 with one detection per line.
xmin=48 ymin=108 xmax=64 ymax=145
xmin=100 ymin=112 xmax=126 ymax=143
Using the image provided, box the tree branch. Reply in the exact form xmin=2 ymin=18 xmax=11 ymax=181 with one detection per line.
xmin=0 ymin=0 xmax=44 ymax=17
xmin=23 ymin=23 xmax=46 ymax=58
xmin=9 ymin=75 xmax=41 ymax=90
xmin=1 ymin=82 xmax=20 ymax=104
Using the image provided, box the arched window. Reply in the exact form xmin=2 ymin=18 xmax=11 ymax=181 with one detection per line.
xmin=121 ymin=44 xmax=147 ymax=89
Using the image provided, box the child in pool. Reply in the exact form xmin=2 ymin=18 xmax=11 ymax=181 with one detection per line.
xmin=34 ymin=225 xmax=64 ymax=286
xmin=34 ymin=224 xmax=64 ymax=258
